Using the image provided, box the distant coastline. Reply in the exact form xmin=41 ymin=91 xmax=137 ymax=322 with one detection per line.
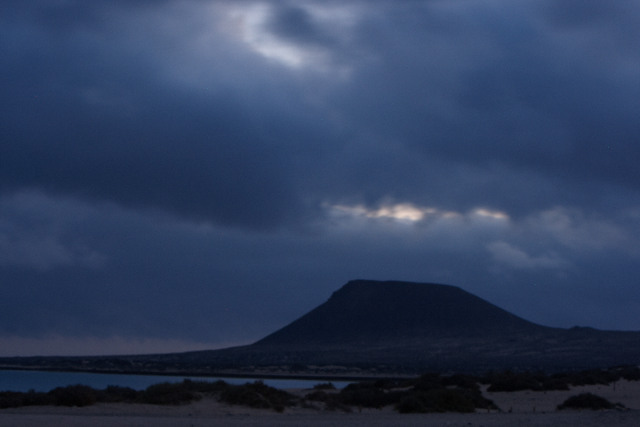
xmin=0 ymin=365 xmax=400 ymax=383
xmin=2 ymin=366 xmax=640 ymax=427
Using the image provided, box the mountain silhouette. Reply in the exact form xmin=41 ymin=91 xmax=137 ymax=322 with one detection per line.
xmin=228 ymin=279 xmax=640 ymax=372
xmin=256 ymin=280 xmax=548 ymax=346
xmin=3 ymin=280 xmax=639 ymax=374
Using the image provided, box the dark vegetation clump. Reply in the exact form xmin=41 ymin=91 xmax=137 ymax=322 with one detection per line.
xmin=485 ymin=371 xmax=551 ymax=392
xmin=483 ymin=366 xmax=640 ymax=392
xmin=136 ymin=379 xmax=295 ymax=411
xmin=219 ymin=381 xmax=296 ymax=412
xmin=442 ymin=374 xmax=482 ymax=390
xmin=2 ymin=365 xmax=638 ymax=412
xmin=0 ymin=384 xmax=117 ymax=408
xmin=48 ymin=384 xmax=97 ymax=407
xmin=0 ymin=390 xmax=50 ymax=409
xmin=395 ymin=373 xmax=495 ymax=413
xmin=302 ymin=390 xmax=352 ymax=412
xmin=0 ymin=379 xmax=292 ymax=411
xmin=136 ymin=379 xmax=227 ymax=405
xmin=618 ymin=365 xmax=640 ymax=381
xmin=302 ymin=372 xmax=496 ymax=413
xmin=98 ymin=385 xmax=140 ymax=403
xmin=557 ymin=393 xmax=623 ymax=411
xmin=554 ymin=369 xmax=619 ymax=387
xmin=337 ymin=381 xmax=405 ymax=409
xmin=139 ymin=381 xmax=202 ymax=405
xmin=312 ymin=382 xmax=336 ymax=390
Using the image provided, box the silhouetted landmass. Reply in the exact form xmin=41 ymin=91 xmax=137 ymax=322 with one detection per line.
xmin=201 ymin=280 xmax=640 ymax=373
xmin=2 ymin=280 xmax=640 ymax=374
xmin=257 ymin=280 xmax=548 ymax=345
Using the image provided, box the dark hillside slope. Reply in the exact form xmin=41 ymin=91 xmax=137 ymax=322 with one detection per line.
xmin=2 ymin=280 xmax=639 ymax=374
xmin=242 ymin=280 xmax=640 ymax=371
xmin=256 ymin=280 xmax=550 ymax=346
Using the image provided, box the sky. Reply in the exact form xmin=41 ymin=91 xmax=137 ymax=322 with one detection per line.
xmin=1 ymin=0 xmax=639 ymax=356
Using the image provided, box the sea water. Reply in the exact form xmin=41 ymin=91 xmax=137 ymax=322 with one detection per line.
xmin=0 ymin=369 xmax=349 ymax=392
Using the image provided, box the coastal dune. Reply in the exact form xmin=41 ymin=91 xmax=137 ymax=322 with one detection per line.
xmin=2 ymin=380 xmax=640 ymax=427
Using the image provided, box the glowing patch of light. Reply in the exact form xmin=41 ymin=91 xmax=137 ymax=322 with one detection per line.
xmin=370 ymin=204 xmax=431 ymax=222
xmin=328 ymin=203 xmax=508 ymax=225
xmin=471 ymin=208 xmax=509 ymax=221
xmin=330 ymin=203 xmax=455 ymax=224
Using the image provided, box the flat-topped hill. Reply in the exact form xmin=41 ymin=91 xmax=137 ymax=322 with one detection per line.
xmin=236 ymin=280 xmax=640 ymax=371
xmin=3 ymin=280 xmax=640 ymax=374
xmin=256 ymin=280 xmax=549 ymax=346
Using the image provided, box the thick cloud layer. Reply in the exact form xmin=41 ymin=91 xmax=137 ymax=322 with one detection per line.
xmin=1 ymin=0 xmax=639 ymax=356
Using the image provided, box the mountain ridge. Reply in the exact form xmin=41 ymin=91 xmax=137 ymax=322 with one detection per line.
xmin=1 ymin=279 xmax=639 ymax=374
xmin=234 ymin=279 xmax=640 ymax=372
xmin=255 ymin=279 xmax=551 ymax=346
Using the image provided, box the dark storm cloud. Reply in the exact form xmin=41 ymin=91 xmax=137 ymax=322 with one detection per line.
xmin=1 ymin=0 xmax=640 ymax=355
xmin=540 ymin=0 xmax=638 ymax=30
xmin=3 ymin=0 xmax=638 ymax=224
xmin=328 ymin=0 xmax=640 ymax=215
xmin=0 ymin=0 xmax=339 ymax=229
xmin=267 ymin=4 xmax=336 ymax=47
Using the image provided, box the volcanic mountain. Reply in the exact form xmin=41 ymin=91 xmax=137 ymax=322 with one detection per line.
xmin=3 ymin=280 xmax=640 ymax=374
xmin=255 ymin=280 xmax=547 ymax=346
xmin=212 ymin=279 xmax=640 ymax=372
xmin=159 ymin=279 xmax=640 ymax=373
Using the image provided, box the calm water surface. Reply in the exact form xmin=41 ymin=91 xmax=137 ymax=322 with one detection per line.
xmin=0 ymin=370 xmax=349 ymax=392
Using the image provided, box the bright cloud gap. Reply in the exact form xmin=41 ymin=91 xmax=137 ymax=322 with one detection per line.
xmin=327 ymin=203 xmax=510 ymax=224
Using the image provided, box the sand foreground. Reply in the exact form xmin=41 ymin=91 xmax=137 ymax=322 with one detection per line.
xmin=1 ymin=381 xmax=639 ymax=426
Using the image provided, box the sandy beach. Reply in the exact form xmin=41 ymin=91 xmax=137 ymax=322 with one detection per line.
xmin=1 ymin=380 xmax=639 ymax=426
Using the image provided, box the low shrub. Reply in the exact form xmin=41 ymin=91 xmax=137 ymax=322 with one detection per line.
xmin=21 ymin=389 xmax=52 ymax=406
xmin=442 ymin=374 xmax=481 ymax=390
xmin=396 ymin=387 xmax=496 ymax=413
xmin=338 ymin=382 xmax=403 ymax=408
xmin=566 ymin=369 xmax=618 ymax=387
xmin=539 ymin=376 xmax=570 ymax=391
xmin=557 ymin=393 xmax=623 ymax=411
xmin=412 ymin=373 xmax=444 ymax=391
xmin=305 ymin=390 xmax=331 ymax=402
xmin=140 ymin=381 xmax=200 ymax=405
xmin=313 ymin=382 xmax=336 ymax=390
xmin=181 ymin=379 xmax=228 ymax=394
xmin=485 ymin=371 xmax=545 ymax=392
xmin=303 ymin=390 xmax=352 ymax=412
xmin=219 ymin=381 xmax=296 ymax=412
xmin=98 ymin=385 xmax=140 ymax=403
xmin=0 ymin=391 xmax=48 ymax=409
xmin=616 ymin=366 xmax=640 ymax=381
xmin=48 ymin=384 xmax=97 ymax=407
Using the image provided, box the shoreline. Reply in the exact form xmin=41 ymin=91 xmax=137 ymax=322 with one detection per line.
xmin=0 ymin=366 xmax=409 ymax=383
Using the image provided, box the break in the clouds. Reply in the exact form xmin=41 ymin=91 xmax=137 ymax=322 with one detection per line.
xmin=1 ymin=0 xmax=639 ymax=356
